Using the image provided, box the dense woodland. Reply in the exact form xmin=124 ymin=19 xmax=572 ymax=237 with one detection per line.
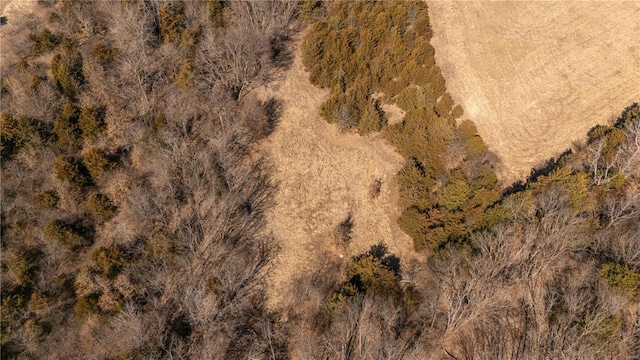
xmin=1 ymin=1 xmax=639 ymax=359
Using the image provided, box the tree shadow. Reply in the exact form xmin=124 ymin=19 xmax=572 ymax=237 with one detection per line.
xmin=270 ymin=34 xmax=294 ymax=70
xmin=367 ymin=243 xmax=401 ymax=276
xmin=264 ymin=97 xmax=283 ymax=136
xmin=502 ymin=148 xmax=573 ymax=197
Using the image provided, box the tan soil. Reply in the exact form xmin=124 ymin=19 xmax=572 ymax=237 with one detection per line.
xmin=428 ymin=1 xmax=640 ymax=184
xmin=380 ymin=102 xmax=406 ymax=126
xmin=1 ymin=0 xmax=39 ymax=67
xmin=0 ymin=0 xmax=37 ymax=25
xmin=258 ymin=38 xmax=418 ymax=308
xmin=372 ymin=91 xmax=406 ymax=125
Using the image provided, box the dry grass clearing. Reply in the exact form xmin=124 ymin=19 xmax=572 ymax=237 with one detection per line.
xmin=258 ymin=40 xmax=417 ymax=308
xmin=0 ymin=0 xmax=37 ymax=28
xmin=428 ymin=1 xmax=640 ymax=184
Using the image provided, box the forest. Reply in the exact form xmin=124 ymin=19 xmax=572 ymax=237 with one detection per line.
xmin=1 ymin=1 xmax=639 ymax=359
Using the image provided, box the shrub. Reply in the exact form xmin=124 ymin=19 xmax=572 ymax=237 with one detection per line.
xmin=533 ymin=166 xmax=592 ymax=212
xmin=602 ymin=128 xmax=626 ymax=163
xmin=587 ymin=124 xmax=610 ymax=144
xmin=146 ymin=229 xmax=180 ymax=260
xmin=480 ymin=205 xmax=509 ymax=230
xmin=396 ymin=158 xmax=435 ymax=210
xmin=458 ymin=119 xmax=478 ymax=139
xmin=599 ymin=262 xmax=640 ymax=300
xmin=469 ymin=164 xmax=499 ymax=191
xmin=1 ymin=114 xmax=50 ymax=160
xmin=466 ymin=136 xmax=486 ymax=156
xmin=180 ymin=27 xmax=201 ymax=53
xmin=384 ymin=108 xmax=453 ymax=174
xmin=299 ymin=0 xmax=323 ymax=22
xmin=35 ymin=190 xmax=60 ymax=209
xmin=438 ymin=170 xmax=472 ymax=211
xmin=158 ymin=1 xmax=186 ymax=44
xmin=347 ymin=244 xmax=401 ymax=297
xmin=78 ymin=106 xmax=107 ymax=140
xmin=52 ymin=155 xmax=93 ymax=188
xmin=7 ymin=247 xmax=42 ymax=285
xmin=74 ymin=292 xmax=101 ymax=319
xmin=396 ymin=86 xmax=433 ymax=111
xmin=53 ymin=103 xmax=82 ymax=150
xmin=91 ymin=42 xmax=118 ymax=67
xmin=29 ymin=28 xmax=59 ymax=55
xmin=176 ymin=59 xmax=194 ymax=90
xmin=414 ymin=9 xmax=431 ymax=37
xmin=91 ymin=245 xmax=127 ymax=278
xmin=435 ymin=92 xmax=455 ymax=117
xmin=323 ymin=244 xmax=402 ymax=323
xmin=87 ymin=193 xmax=117 ymax=222
xmin=452 ymin=105 xmax=464 ymax=118
xmin=44 ymin=219 xmax=93 ymax=250
xmin=323 ymin=282 xmax=357 ymax=325
xmin=50 ymin=48 xmax=84 ymax=98
xmin=82 ymin=148 xmax=117 ymax=179
xmin=319 ymin=92 xmax=346 ymax=124
xmin=398 ymin=207 xmax=430 ymax=251
xmin=613 ymin=102 xmax=640 ymax=129
xmin=358 ymin=98 xmax=384 ymax=135
xmin=208 ymin=0 xmax=227 ymax=28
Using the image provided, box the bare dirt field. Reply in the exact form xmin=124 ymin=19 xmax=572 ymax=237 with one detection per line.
xmin=428 ymin=1 xmax=640 ymax=184
xmin=258 ymin=40 xmax=417 ymax=308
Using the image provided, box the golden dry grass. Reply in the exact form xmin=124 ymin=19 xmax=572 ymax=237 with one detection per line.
xmin=0 ymin=0 xmax=37 ymax=27
xmin=258 ymin=38 xmax=418 ymax=308
xmin=428 ymin=0 xmax=640 ymax=184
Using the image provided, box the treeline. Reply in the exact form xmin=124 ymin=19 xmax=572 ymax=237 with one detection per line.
xmin=299 ymin=1 xmax=639 ymax=358
xmin=302 ymin=0 xmax=500 ymax=252
xmin=1 ymin=1 xmax=296 ymax=358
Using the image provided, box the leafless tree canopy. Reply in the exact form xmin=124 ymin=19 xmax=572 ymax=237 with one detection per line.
xmin=1 ymin=1 xmax=639 ymax=359
xmin=1 ymin=1 xmax=295 ymax=358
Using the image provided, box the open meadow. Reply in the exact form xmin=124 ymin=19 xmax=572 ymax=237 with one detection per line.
xmin=428 ymin=1 xmax=640 ymax=183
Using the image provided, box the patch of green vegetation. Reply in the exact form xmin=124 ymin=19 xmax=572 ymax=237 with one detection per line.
xmin=87 ymin=193 xmax=117 ymax=222
xmin=92 ymin=245 xmax=127 ymax=279
xmin=304 ymin=1 xmax=501 ymax=251
xmin=323 ymin=244 xmax=401 ymax=322
xmin=74 ymin=292 xmax=101 ymax=319
xmin=29 ymin=28 xmax=60 ymax=55
xmin=82 ymin=148 xmax=117 ymax=179
xmin=303 ymin=1 xmax=440 ymax=132
xmin=7 ymin=247 xmax=42 ymax=286
xmin=53 ymin=103 xmax=82 ymax=150
xmin=208 ymin=0 xmax=227 ymax=28
xmin=79 ymin=106 xmax=107 ymax=140
xmin=51 ymin=40 xmax=85 ymax=98
xmin=159 ymin=1 xmax=186 ymax=44
xmin=44 ymin=219 xmax=93 ymax=250
xmin=35 ymin=190 xmax=60 ymax=209
xmin=599 ymin=263 xmax=640 ymax=300
xmin=176 ymin=59 xmax=195 ymax=90
xmin=0 ymin=114 xmax=52 ymax=160
xmin=91 ymin=42 xmax=119 ymax=67
xmin=53 ymin=155 xmax=93 ymax=188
